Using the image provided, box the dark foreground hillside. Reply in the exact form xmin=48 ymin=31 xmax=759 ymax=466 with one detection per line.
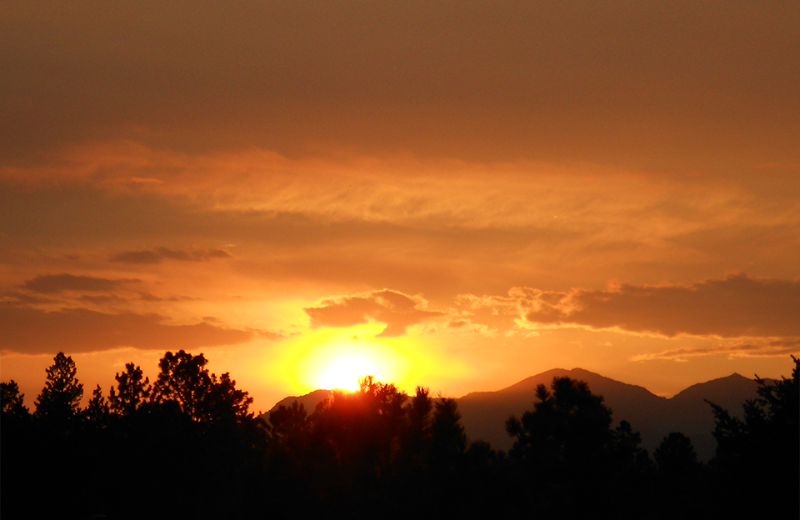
xmin=2 ymin=352 xmax=797 ymax=520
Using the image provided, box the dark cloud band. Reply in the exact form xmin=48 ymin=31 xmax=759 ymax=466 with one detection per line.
xmin=0 ymin=306 xmax=266 ymax=355
xmin=520 ymin=274 xmax=800 ymax=339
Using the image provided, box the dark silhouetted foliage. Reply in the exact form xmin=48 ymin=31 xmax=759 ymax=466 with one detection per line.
xmin=84 ymin=384 xmax=110 ymax=426
xmin=706 ymin=356 xmax=799 ymax=517
xmin=266 ymin=400 xmax=309 ymax=446
xmin=505 ymin=376 xmax=662 ymax=518
xmin=398 ymin=386 xmax=433 ymax=469
xmin=109 ymin=362 xmax=151 ymax=415
xmin=654 ymin=432 xmax=700 ymax=475
xmin=2 ymin=354 xmax=797 ymax=520
xmin=151 ymin=350 xmax=253 ymax=423
xmin=612 ymin=419 xmax=653 ymax=473
xmin=507 ymin=376 xmax=614 ymax=470
xmin=151 ymin=350 xmax=214 ymax=419
xmin=430 ymin=396 xmax=467 ymax=469
xmin=1 ymin=379 xmax=29 ymax=420
xmin=708 ymin=357 xmax=799 ymax=469
xmin=34 ymin=352 xmax=83 ymax=427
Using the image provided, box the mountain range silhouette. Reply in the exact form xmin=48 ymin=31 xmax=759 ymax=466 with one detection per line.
xmin=267 ymin=368 xmax=765 ymax=461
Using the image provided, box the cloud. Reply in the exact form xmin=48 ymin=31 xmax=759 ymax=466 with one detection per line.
xmin=1 ymin=291 xmax=55 ymax=305
xmin=631 ymin=338 xmax=800 ymax=361
xmin=518 ymin=274 xmax=800 ymax=339
xmin=305 ymin=289 xmax=445 ymax=337
xmin=3 ymin=2 xmax=798 ymax=172
xmin=0 ymin=306 xmax=274 ymax=355
xmin=110 ymin=247 xmax=231 ymax=264
xmin=21 ymin=274 xmax=139 ymax=294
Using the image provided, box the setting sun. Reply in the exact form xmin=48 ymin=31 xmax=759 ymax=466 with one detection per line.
xmin=318 ymin=356 xmax=377 ymax=391
xmin=270 ymin=324 xmax=443 ymax=397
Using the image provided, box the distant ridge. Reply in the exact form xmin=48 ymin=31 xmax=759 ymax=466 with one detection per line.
xmin=459 ymin=368 xmax=669 ymax=457
xmin=265 ymin=389 xmax=333 ymax=418
xmin=266 ymin=369 xmax=763 ymax=461
xmin=457 ymin=368 xmax=761 ymax=461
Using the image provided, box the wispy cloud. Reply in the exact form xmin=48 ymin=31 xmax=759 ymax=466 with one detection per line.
xmin=110 ymin=247 xmax=231 ymax=264
xmin=632 ymin=338 xmax=800 ymax=361
xmin=21 ymin=274 xmax=139 ymax=294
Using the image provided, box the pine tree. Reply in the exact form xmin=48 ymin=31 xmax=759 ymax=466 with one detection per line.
xmin=506 ymin=376 xmax=613 ymax=470
xmin=1 ymin=380 xmax=29 ymax=419
xmin=707 ymin=357 xmax=799 ymax=470
xmin=151 ymin=350 xmax=213 ymax=419
xmin=84 ymin=384 xmax=111 ymax=426
xmin=151 ymin=350 xmax=252 ymax=422
xmin=654 ymin=432 xmax=699 ymax=475
xmin=109 ymin=363 xmax=151 ymax=415
xmin=430 ymin=397 xmax=467 ymax=469
xmin=34 ymin=352 xmax=83 ymax=426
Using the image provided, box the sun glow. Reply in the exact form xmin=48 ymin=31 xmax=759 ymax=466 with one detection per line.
xmin=318 ymin=356 xmax=377 ymax=391
xmin=263 ymin=322 xmax=463 ymax=402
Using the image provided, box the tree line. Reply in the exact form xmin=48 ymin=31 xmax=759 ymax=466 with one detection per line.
xmin=1 ymin=352 xmax=797 ymax=519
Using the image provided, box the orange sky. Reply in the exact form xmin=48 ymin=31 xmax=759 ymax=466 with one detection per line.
xmin=2 ymin=1 xmax=798 ymax=412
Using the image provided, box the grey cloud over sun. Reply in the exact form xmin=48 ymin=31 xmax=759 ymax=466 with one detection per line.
xmin=21 ymin=274 xmax=139 ymax=294
xmin=517 ymin=274 xmax=800 ymax=339
xmin=109 ymin=247 xmax=231 ymax=264
xmin=0 ymin=305 xmax=275 ymax=355
xmin=305 ymin=289 xmax=445 ymax=337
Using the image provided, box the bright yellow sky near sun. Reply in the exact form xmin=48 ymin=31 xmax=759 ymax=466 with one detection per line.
xmin=263 ymin=324 xmax=451 ymax=396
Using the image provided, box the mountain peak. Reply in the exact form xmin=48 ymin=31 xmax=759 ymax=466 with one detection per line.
xmin=671 ymin=373 xmax=756 ymax=402
xmin=495 ymin=367 xmax=628 ymax=395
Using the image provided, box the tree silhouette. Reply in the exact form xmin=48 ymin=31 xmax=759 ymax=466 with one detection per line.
xmin=1 ymin=380 xmax=34 ymax=520
xmin=507 ymin=376 xmax=613 ymax=470
xmin=314 ymin=376 xmax=408 ymax=474
xmin=267 ymin=401 xmax=309 ymax=446
xmin=34 ymin=352 xmax=84 ymax=427
xmin=706 ymin=356 xmax=799 ymax=516
xmin=84 ymin=384 xmax=111 ymax=426
xmin=398 ymin=386 xmax=433 ymax=468
xmin=205 ymin=371 xmax=253 ymax=422
xmin=708 ymin=357 xmax=799 ymax=467
xmin=150 ymin=350 xmax=252 ymax=422
xmin=109 ymin=363 xmax=151 ymax=415
xmin=504 ymin=376 xmax=657 ymax=518
xmin=612 ymin=420 xmax=652 ymax=473
xmin=654 ymin=432 xmax=699 ymax=475
xmin=407 ymin=386 xmax=433 ymax=435
xmin=151 ymin=350 xmax=213 ymax=419
xmin=430 ymin=397 xmax=467 ymax=470
xmin=1 ymin=380 xmax=29 ymax=420
xmin=15 ymin=350 xmax=797 ymax=519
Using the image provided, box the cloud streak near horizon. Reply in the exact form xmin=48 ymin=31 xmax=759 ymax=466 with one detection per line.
xmin=515 ymin=274 xmax=800 ymax=339
xmin=631 ymin=338 xmax=800 ymax=362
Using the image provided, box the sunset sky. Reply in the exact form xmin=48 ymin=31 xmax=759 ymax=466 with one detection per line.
xmin=2 ymin=1 xmax=798 ymax=412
